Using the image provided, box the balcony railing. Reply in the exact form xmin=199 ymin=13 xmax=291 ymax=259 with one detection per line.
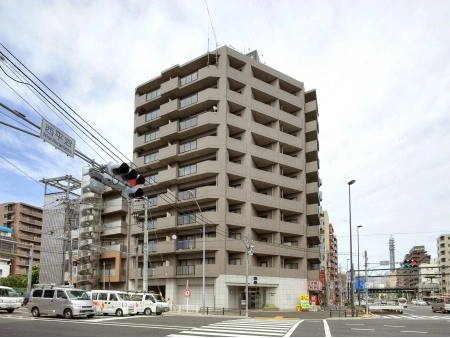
xmin=176 ymin=265 xmax=195 ymax=275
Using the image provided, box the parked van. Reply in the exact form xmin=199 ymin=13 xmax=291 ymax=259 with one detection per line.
xmin=396 ymin=298 xmax=407 ymax=308
xmin=28 ymin=284 xmax=95 ymax=319
xmin=89 ymin=290 xmax=136 ymax=317
xmin=0 ymin=286 xmax=22 ymax=313
xmin=128 ymin=292 xmax=163 ymax=315
xmin=432 ymin=297 xmax=450 ymax=313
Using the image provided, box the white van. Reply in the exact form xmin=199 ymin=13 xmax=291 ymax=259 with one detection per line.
xmin=89 ymin=290 xmax=136 ymax=317
xmin=396 ymin=297 xmax=407 ymax=308
xmin=128 ymin=292 xmax=163 ymax=315
xmin=0 ymin=286 xmax=22 ymax=313
xmin=28 ymin=285 xmax=95 ymax=318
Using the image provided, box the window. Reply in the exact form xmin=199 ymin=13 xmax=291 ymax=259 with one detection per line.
xmin=145 ymin=130 xmax=159 ymax=142
xmin=32 ymin=290 xmax=43 ymax=297
xmin=144 ymin=152 xmax=159 ymax=163
xmin=229 ymin=258 xmax=241 ymax=265
xmin=179 ymin=140 xmax=197 ymax=153
xmin=229 ymin=208 xmax=241 ymax=214
xmin=146 ymin=88 xmax=160 ymax=101
xmin=109 ymin=294 xmax=118 ymax=301
xmin=180 ymin=93 xmax=198 ymax=108
xmin=145 ymin=109 xmax=160 ymax=121
xmin=229 ymin=232 xmax=241 ymax=240
xmin=180 ymin=71 xmax=198 ymax=86
xmin=260 ymin=261 xmax=268 ymax=267
xmin=57 ymin=290 xmax=67 ymax=299
xmin=179 ymin=164 xmax=197 ymax=177
xmin=145 ymin=174 xmax=158 ymax=185
xmin=98 ymin=293 xmax=108 ymax=301
xmin=285 ymin=263 xmax=298 ymax=269
xmin=179 ymin=116 xmax=198 ymax=131
xmin=148 ymin=196 xmax=158 ymax=206
xmin=177 ymin=212 xmax=196 ymax=225
xmin=43 ymin=290 xmax=55 ymax=298
xmin=178 ymin=189 xmax=195 ymax=200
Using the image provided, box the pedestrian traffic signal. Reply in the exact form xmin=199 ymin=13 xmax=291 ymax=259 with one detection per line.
xmin=253 ymin=276 xmax=258 ymax=285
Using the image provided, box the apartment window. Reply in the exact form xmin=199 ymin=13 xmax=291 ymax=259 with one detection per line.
xmin=178 ymin=189 xmax=195 ymax=201
xmin=177 ymin=212 xmax=196 ymax=225
xmin=260 ymin=261 xmax=268 ymax=267
xmin=145 ymin=109 xmax=160 ymax=122
xmin=285 ymin=263 xmax=298 ymax=269
xmin=148 ymin=196 xmax=158 ymax=206
xmin=179 ymin=164 xmax=197 ymax=177
xmin=146 ymin=88 xmax=160 ymax=101
xmin=145 ymin=174 xmax=158 ymax=185
xmin=229 ymin=232 xmax=241 ymax=240
xmin=179 ymin=140 xmax=197 ymax=153
xmin=144 ymin=152 xmax=159 ymax=164
xmin=180 ymin=71 xmax=198 ymax=86
xmin=145 ymin=129 xmax=159 ymax=142
xmin=205 ymin=258 xmax=215 ymax=264
xmin=229 ymin=208 xmax=241 ymax=214
xmin=229 ymin=258 xmax=241 ymax=266
xmin=180 ymin=93 xmax=198 ymax=108
xmin=179 ymin=116 xmax=198 ymax=131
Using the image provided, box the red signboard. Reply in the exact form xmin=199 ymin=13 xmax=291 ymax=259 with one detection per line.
xmin=320 ymin=270 xmax=326 ymax=288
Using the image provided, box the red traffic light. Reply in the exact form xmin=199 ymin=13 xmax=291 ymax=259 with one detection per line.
xmin=130 ymin=175 xmax=146 ymax=187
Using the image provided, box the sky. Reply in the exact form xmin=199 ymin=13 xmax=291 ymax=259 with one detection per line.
xmin=0 ymin=0 xmax=449 ymax=273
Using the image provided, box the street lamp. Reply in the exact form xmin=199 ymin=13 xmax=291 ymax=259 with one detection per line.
xmin=188 ymin=190 xmax=206 ymax=314
xmin=346 ymin=258 xmax=349 ymax=304
xmin=348 ymin=179 xmax=355 ymax=316
xmin=357 ymin=225 xmax=363 ymax=306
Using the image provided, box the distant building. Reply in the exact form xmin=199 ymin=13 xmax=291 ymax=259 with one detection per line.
xmin=418 ymin=258 xmax=441 ymax=297
xmin=0 ymin=202 xmax=42 ymax=276
xmin=322 ymin=210 xmax=338 ymax=304
xmin=437 ymin=234 xmax=450 ymax=294
xmin=396 ymin=245 xmax=430 ymax=288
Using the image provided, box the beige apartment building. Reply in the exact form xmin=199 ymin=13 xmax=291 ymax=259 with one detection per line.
xmin=437 ymin=234 xmax=450 ymax=294
xmin=128 ymin=46 xmax=321 ymax=310
xmin=0 ymin=202 xmax=42 ymax=276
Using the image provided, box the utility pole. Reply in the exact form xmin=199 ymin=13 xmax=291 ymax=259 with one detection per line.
xmin=364 ymin=250 xmax=368 ymax=314
xmin=143 ymin=197 xmax=149 ymax=292
xmin=244 ymin=236 xmax=254 ymax=318
xmin=27 ymin=244 xmax=34 ymax=293
xmin=103 ymin=261 xmax=106 ymax=290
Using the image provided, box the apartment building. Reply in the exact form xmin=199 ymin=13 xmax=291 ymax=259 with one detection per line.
xmin=397 ymin=245 xmax=430 ymax=288
xmin=130 ymin=46 xmax=321 ymax=310
xmin=0 ymin=202 xmax=42 ymax=276
xmin=437 ymin=234 xmax=450 ymax=294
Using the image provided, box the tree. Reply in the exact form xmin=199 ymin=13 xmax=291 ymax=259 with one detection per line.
xmin=0 ymin=264 xmax=39 ymax=288
xmin=31 ymin=265 xmax=39 ymax=285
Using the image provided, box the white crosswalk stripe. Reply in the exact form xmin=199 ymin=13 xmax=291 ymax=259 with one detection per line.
xmin=167 ymin=318 xmax=299 ymax=337
xmin=383 ymin=314 xmax=449 ymax=320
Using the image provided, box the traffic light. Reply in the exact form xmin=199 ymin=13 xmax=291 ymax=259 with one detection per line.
xmin=411 ymin=259 xmax=418 ymax=268
xmin=402 ymin=260 xmax=412 ymax=269
xmin=253 ymin=276 xmax=258 ymax=285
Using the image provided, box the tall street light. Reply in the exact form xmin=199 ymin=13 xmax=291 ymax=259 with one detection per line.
xmin=348 ymin=179 xmax=355 ymax=315
xmin=188 ymin=190 xmax=206 ymax=314
xmin=357 ymin=225 xmax=363 ymax=307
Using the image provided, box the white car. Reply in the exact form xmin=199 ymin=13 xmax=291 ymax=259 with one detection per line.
xmin=416 ymin=300 xmax=427 ymax=306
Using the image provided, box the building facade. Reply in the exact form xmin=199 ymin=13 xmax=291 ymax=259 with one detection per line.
xmin=437 ymin=234 xmax=450 ymax=294
xmin=0 ymin=202 xmax=42 ymax=276
xmin=397 ymin=245 xmax=430 ymax=288
xmin=130 ymin=46 xmax=322 ymax=310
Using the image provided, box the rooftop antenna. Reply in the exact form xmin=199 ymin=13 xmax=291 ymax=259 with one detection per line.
xmin=204 ymin=0 xmax=219 ymax=65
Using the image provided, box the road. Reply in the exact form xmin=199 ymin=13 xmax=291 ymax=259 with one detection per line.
xmin=0 ymin=305 xmax=449 ymax=337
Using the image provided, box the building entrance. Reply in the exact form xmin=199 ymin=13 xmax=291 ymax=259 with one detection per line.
xmin=242 ymin=287 xmax=262 ymax=309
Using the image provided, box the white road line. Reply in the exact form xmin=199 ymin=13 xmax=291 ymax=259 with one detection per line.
xmin=345 ymin=323 xmax=364 ymax=326
xmin=284 ymin=320 xmax=303 ymax=337
xmin=323 ymin=319 xmax=331 ymax=337
xmin=384 ymin=325 xmax=405 ymax=327
xmin=401 ymin=331 xmax=428 ymax=334
xmin=351 ymin=328 xmax=375 ymax=331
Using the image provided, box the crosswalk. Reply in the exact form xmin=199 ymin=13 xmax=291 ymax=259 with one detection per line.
xmin=167 ymin=318 xmax=301 ymax=337
xmin=382 ymin=314 xmax=450 ymax=320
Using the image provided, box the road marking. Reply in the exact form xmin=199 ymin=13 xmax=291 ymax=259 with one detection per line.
xmin=323 ymin=319 xmax=331 ymax=337
xmin=283 ymin=320 xmax=303 ymax=337
xmin=345 ymin=323 xmax=364 ymax=326
xmin=384 ymin=325 xmax=405 ymax=327
xmin=351 ymin=328 xmax=375 ymax=331
xmin=401 ymin=331 xmax=428 ymax=334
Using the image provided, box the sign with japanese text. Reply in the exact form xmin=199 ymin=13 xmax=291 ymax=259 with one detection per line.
xmin=307 ymin=280 xmax=322 ymax=291
xmin=40 ymin=119 xmax=75 ymax=157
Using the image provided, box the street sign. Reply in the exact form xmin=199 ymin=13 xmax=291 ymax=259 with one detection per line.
xmin=379 ymin=260 xmax=390 ymax=266
xmin=184 ymin=288 xmax=191 ymax=299
xmin=40 ymin=119 xmax=75 ymax=157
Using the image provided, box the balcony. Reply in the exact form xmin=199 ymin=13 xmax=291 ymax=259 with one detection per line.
xmin=306 ymin=225 xmax=320 ymax=242
xmin=305 ymin=120 xmax=318 ymax=141
xmin=306 ymin=161 xmax=319 ymax=183
xmin=102 ymin=221 xmax=127 ymax=236
xmin=306 ymin=182 xmax=319 ymax=204
xmin=103 ymin=199 xmax=128 ymax=215
xmin=305 ymin=140 xmax=319 ymax=162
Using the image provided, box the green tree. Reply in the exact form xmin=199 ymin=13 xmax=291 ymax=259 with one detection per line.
xmin=31 ymin=265 xmax=39 ymax=285
xmin=0 ymin=264 xmax=39 ymax=288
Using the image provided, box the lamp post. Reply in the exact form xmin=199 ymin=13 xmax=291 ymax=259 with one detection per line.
xmin=357 ymin=225 xmax=363 ymax=306
xmin=188 ymin=190 xmax=206 ymax=314
xmin=348 ymin=179 xmax=356 ymax=316
xmin=346 ymin=258 xmax=349 ymax=304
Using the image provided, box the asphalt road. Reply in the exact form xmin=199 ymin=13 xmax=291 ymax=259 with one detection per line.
xmin=1 ymin=305 xmax=449 ymax=337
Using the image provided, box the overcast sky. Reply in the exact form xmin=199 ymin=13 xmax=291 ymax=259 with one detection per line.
xmin=0 ymin=0 xmax=449 ymax=273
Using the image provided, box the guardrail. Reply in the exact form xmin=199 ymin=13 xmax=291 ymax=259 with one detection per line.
xmin=329 ymin=308 xmax=361 ymax=317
